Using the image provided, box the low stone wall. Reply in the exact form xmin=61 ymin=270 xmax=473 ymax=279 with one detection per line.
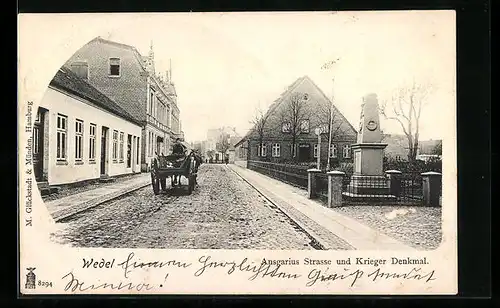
xmin=234 ymin=160 xmax=247 ymax=168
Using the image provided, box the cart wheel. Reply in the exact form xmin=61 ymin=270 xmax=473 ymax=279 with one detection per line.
xmin=151 ymin=174 xmax=160 ymax=195
xmin=160 ymin=178 xmax=167 ymax=191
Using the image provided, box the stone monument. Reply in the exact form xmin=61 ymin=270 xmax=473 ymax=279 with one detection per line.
xmin=343 ymin=93 xmax=395 ymax=201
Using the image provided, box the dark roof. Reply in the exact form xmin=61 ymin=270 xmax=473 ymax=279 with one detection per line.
xmin=236 ymin=75 xmax=357 ymax=145
xmin=236 ymin=76 xmax=307 ymax=146
xmin=49 ymin=66 xmax=143 ymax=126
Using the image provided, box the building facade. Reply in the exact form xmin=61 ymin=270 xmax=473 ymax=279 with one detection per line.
xmin=234 ymin=76 xmax=357 ymax=168
xmin=35 ymin=67 xmax=143 ymax=186
xmin=64 ymin=37 xmax=183 ymax=171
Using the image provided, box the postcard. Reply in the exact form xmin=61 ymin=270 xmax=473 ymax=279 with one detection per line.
xmin=18 ymin=11 xmax=457 ymax=295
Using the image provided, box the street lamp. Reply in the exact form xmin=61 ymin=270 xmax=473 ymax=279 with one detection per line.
xmin=314 ymin=127 xmax=321 ymax=170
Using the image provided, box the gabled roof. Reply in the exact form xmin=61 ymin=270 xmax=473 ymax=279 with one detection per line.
xmin=235 ymin=76 xmax=307 ymax=146
xmin=235 ymin=75 xmax=357 ymax=146
xmin=49 ymin=66 xmax=143 ymax=126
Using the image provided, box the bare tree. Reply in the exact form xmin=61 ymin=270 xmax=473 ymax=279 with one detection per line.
xmin=379 ymin=80 xmax=434 ymax=162
xmin=249 ymin=106 xmax=271 ymax=160
xmin=314 ymin=100 xmax=350 ymax=168
xmin=278 ymin=92 xmax=310 ymax=161
xmin=316 ymin=101 xmax=349 ymax=142
xmin=206 ymin=150 xmax=215 ymax=161
xmin=215 ymin=128 xmax=231 ymax=158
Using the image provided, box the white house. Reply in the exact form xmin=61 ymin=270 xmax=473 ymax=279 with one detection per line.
xmin=34 ymin=66 xmax=143 ymax=186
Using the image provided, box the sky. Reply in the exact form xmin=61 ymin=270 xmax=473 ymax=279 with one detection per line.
xmin=24 ymin=11 xmax=456 ymax=143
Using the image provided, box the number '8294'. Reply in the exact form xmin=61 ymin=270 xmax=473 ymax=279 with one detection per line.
xmin=38 ymin=280 xmax=53 ymax=288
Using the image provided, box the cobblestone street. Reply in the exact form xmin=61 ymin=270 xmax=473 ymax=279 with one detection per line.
xmin=51 ymin=164 xmax=318 ymax=250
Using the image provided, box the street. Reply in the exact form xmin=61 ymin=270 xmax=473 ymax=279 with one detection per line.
xmin=51 ymin=164 xmax=318 ymax=250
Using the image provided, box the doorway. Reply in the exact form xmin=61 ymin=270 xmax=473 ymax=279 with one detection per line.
xmin=298 ymin=143 xmax=311 ymax=162
xmin=156 ymin=136 xmax=164 ymax=155
xmin=100 ymin=127 xmax=108 ymax=176
xmin=127 ymin=134 xmax=132 ymax=168
xmin=32 ymin=109 xmax=44 ymax=181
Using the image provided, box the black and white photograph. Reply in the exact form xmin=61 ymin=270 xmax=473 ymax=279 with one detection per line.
xmin=18 ymin=11 xmax=457 ymax=295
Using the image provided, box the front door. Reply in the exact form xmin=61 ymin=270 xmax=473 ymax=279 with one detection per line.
xmin=100 ymin=127 xmax=108 ymax=176
xmin=298 ymin=143 xmax=311 ymax=162
xmin=32 ymin=109 xmax=44 ymax=181
xmin=127 ymin=134 xmax=132 ymax=168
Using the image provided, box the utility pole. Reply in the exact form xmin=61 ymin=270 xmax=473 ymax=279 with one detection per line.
xmin=326 ymin=77 xmax=335 ymax=170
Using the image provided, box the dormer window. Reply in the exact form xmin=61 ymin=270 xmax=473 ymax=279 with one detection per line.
xmin=109 ymin=58 xmax=121 ymax=76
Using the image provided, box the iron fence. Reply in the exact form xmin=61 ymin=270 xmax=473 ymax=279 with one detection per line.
xmin=247 ymin=160 xmax=309 ymax=188
xmin=399 ymin=173 xmax=424 ymax=204
xmin=247 ymin=160 xmax=439 ymax=207
xmin=340 ymin=172 xmax=425 ymax=206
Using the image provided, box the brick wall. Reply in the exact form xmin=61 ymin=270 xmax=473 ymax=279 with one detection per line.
xmin=64 ymin=39 xmax=148 ymax=123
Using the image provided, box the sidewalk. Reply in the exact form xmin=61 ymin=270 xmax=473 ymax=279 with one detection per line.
xmin=228 ymin=164 xmax=414 ymax=251
xmin=45 ymin=173 xmax=151 ymax=222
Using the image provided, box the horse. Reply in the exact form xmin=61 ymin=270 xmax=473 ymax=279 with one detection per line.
xmin=171 ymin=150 xmax=202 ymax=187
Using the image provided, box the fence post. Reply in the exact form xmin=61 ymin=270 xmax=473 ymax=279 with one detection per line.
xmin=385 ymin=169 xmax=402 ymax=198
xmin=307 ymin=168 xmax=321 ymax=199
xmin=327 ymin=171 xmax=345 ymax=207
xmin=421 ymin=171 xmax=442 ymax=207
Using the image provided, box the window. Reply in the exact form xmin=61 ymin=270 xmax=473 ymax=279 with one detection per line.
xmin=71 ymin=61 xmax=89 ymax=79
xmin=343 ymin=144 xmax=351 ymax=158
xmin=300 ymin=119 xmax=310 ymax=133
xmin=75 ymin=120 xmax=84 ymax=161
xmin=56 ymin=114 xmax=67 ymax=161
xmin=313 ymin=144 xmax=319 ymax=158
xmin=119 ymin=132 xmax=124 ymax=162
xmin=319 ymin=124 xmax=329 ymax=134
xmin=89 ymin=124 xmax=96 ymax=160
xmin=109 ymin=58 xmax=120 ymax=76
xmin=282 ymin=122 xmax=291 ymax=133
xmin=112 ymin=130 xmax=118 ymax=161
xmin=166 ymin=105 xmax=171 ymax=127
xmin=258 ymin=143 xmax=267 ymax=157
xmin=272 ymin=143 xmax=280 ymax=157
xmin=149 ymin=89 xmax=155 ymax=115
xmin=330 ymin=143 xmax=337 ymax=158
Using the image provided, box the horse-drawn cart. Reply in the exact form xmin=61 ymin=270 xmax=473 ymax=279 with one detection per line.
xmin=150 ymin=150 xmax=200 ymax=195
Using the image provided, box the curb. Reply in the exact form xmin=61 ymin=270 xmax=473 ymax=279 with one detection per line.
xmin=227 ymin=165 xmax=354 ymax=250
xmin=52 ymin=181 xmax=150 ymax=222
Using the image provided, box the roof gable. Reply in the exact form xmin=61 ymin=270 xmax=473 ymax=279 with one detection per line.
xmin=241 ymin=75 xmax=357 ymax=143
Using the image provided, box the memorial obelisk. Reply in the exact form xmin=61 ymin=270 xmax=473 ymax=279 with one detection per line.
xmin=344 ymin=93 xmax=395 ymax=201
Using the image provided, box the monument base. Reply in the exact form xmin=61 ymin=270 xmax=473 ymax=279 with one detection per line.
xmin=342 ymin=175 xmax=396 ymax=202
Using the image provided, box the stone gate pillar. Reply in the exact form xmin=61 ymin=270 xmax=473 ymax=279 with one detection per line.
xmin=327 ymin=170 xmax=345 ymax=207
xmin=422 ymin=171 xmax=442 ymax=207
xmin=307 ymin=168 xmax=321 ymax=199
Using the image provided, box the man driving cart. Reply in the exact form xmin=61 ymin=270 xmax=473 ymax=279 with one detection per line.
xmin=171 ymin=138 xmax=187 ymax=185
xmin=172 ymin=138 xmax=187 ymax=157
